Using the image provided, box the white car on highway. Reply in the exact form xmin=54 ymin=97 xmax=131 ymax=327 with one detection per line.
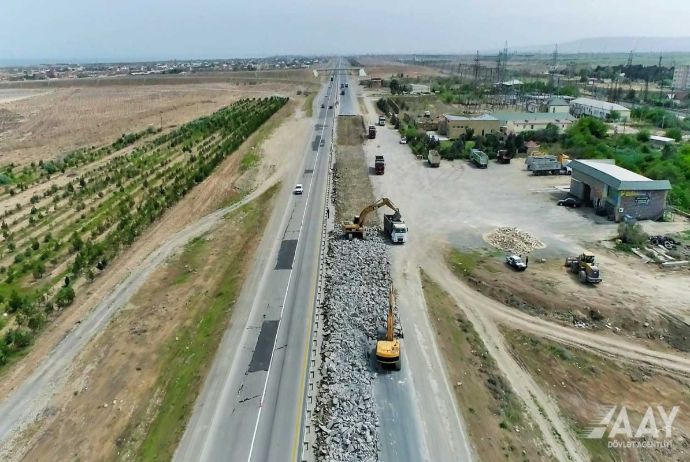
xmin=293 ymin=184 xmax=303 ymax=195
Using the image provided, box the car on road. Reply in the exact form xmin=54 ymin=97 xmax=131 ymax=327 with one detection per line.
xmin=293 ymin=184 xmax=303 ymax=195
xmin=321 ymin=103 xmax=325 ymax=108
xmin=329 ymin=104 xmax=333 ymax=109
xmin=557 ymin=197 xmax=581 ymax=208
xmin=506 ymin=255 xmax=527 ymax=271
xmin=399 ymin=137 xmax=407 ymax=144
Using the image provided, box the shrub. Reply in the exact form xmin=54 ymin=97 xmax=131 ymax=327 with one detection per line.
xmin=55 ymin=286 xmax=75 ymax=308
xmin=618 ymin=222 xmax=648 ymax=246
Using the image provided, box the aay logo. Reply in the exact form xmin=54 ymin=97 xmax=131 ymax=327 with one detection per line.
xmin=582 ymin=406 xmax=679 ymax=445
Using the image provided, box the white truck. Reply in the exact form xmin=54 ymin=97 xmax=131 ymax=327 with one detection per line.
xmin=384 ymin=213 xmax=407 ymax=244
xmin=378 ymin=115 xmax=386 ymax=126
xmin=427 ymin=150 xmax=441 ymax=167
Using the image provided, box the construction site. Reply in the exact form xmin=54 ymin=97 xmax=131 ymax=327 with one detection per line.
xmin=1 ymin=18 xmax=690 ymax=462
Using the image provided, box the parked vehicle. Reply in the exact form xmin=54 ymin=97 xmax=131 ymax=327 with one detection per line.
xmin=531 ymin=156 xmax=570 ymax=175
xmin=427 ymin=150 xmax=441 ymax=167
xmin=378 ymin=115 xmax=386 ymax=126
xmin=565 ymin=252 xmax=602 ymax=284
xmin=496 ymin=149 xmax=511 ymax=164
xmin=345 ymin=83 xmax=349 ymax=88
xmin=557 ymin=197 xmax=581 ymax=207
xmin=423 ymin=110 xmax=431 ymax=118
xmin=368 ymin=125 xmax=376 ymax=139
xmin=375 ymin=155 xmax=385 ymax=175
xmin=399 ymin=137 xmax=407 ymax=144
xmin=321 ymin=103 xmax=325 ymax=108
xmin=470 ymin=149 xmax=489 ymax=168
xmin=341 ymin=89 xmax=345 ymax=96
xmin=506 ymin=255 xmax=527 ymax=271
xmin=293 ymin=184 xmax=303 ymax=195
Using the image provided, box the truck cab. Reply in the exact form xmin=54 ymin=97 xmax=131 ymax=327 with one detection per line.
xmin=378 ymin=115 xmax=386 ymax=126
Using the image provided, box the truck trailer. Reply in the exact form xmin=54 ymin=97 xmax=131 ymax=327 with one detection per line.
xmin=368 ymin=125 xmax=377 ymax=139
xmin=427 ymin=150 xmax=441 ymax=167
xmin=384 ymin=213 xmax=407 ymax=244
xmin=375 ymin=155 xmax=385 ymax=174
xmin=530 ymin=155 xmax=571 ymax=175
xmin=470 ymin=149 xmax=489 ymax=169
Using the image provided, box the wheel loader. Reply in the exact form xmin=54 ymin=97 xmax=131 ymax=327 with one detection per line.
xmin=376 ymin=284 xmax=401 ymax=371
xmin=565 ymin=251 xmax=602 ymax=284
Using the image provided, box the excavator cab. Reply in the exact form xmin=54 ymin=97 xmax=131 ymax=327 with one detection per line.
xmin=376 ymin=284 xmax=401 ymax=371
xmin=342 ymin=198 xmax=399 ymax=240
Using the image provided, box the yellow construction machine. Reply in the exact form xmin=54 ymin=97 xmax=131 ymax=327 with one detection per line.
xmin=376 ymin=284 xmax=401 ymax=371
xmin=342 ymin=198 xmax=401 ymax=240
xmin=565 ymin=251 xmax=602 ymax=284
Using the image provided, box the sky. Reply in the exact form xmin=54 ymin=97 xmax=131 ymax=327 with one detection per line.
xmin=1 ymin=0 xmax=689 ymax=63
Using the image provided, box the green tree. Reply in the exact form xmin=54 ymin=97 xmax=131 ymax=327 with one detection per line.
xmin=636 ymin=130 xmax=651 ymax=143
xmin=607 ymin=110 xmax=621 ymax=121
xmin=32 ymin=262 xmax=45 ymax=280
xmin=55 ymin=286 xmax=76 ymax=308
xmin=8 ymin=291 xmax=23 ymax=313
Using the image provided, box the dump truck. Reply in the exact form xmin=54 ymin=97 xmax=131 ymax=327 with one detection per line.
xmin=378 ymin=115 xmax=386 ymax=126
xmin=375 ymin=155 xmax=385 ymax=175
xmin=531 ymin=155 xmax=570 ymax=175
xmin=368 ymin=125 xmax=376 ymax=139
xmin=470 ymin=149 xmax=489 ymax=168
xmin=342 ymin=197 xmax=403 ymax=241
xmin=427 ymin=150 xmax=441 ymax=167
xmin=565 ymin=251 xmax=602 ymax=284
xmin=384 ymin=212 xmax=407 ymax=243
xmin=497 ymin=149 xmax=511 ymax=164
xmin=376 ymin=284 xmax=401 ymax=370
xmin=525 ymin=151 xmax=549 ymax=170
xmin=341 ymin=89 xmax=345 ymax=96
xmin=340 ymin=83 xmax=344 ymax=89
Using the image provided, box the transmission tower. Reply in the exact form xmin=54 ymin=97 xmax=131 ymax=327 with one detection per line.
xmin=658 ymin=53 xmax=663 ymax=68
xmin=552 ymin=44 xmax=558 ymax=70
xmin=627 ymin=50 xmax=633 ymax=67
xmin=502 ymin=41 xmax=509 ymax=84
xmin=473 ymin=51 xmax=480 ymax=82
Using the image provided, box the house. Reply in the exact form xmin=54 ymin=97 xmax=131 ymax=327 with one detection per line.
xmin=569 ymin=160 xmax=671 ymax=221
xmin=672 ymin=65 xmax=690 ymax=91
xmin=439 ymin=114 xmax=500 ymax=139
xmin=546 ymin=97 xmax=570 ymax=114
xmin=493 ymin=112 xmax=575 ymax=134
xmin=570 ymin=97 xmax=631 ymax=121
xmin=525 ymin=141 xmax=541 ymax=154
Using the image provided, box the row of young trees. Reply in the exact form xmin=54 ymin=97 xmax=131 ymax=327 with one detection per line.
xmin=0 ymin=97 xmax=287 ymax=367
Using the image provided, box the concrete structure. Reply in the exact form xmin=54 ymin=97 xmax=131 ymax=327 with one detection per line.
xmin=672 ymin=65 xmax=690 ymax=91
xmin=650 ymin=135 xmax=675 ymax=147
xmin=570 ymin=97 xmax=631 ymax=121
xmin=439 ymin=114 xmax=500 ymax=139
xmin=569 ymin=159 xmax=671 ymax=222
xmin=410 ymin=84 xmax=430 ymax=94
xmin=546 ymin=96 xmax=570 ymax=113
xmin=493 ymin=111 xmax=575 ymax=134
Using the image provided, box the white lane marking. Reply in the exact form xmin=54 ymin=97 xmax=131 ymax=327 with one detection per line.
xmin=246 ymin=70 xmax=339 ymax=462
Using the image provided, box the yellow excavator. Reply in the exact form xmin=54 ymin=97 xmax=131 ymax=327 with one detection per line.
xmin=376 ymin=284 xmax=401 ymax=371
xmin=342 ymin=198 xmax=400 ymax=240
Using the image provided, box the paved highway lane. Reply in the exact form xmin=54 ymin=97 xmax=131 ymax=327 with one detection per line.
xmin=175 ymin=60 xmax=341 ymax=462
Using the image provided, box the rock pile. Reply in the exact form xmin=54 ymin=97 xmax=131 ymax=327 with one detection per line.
xmin=314 ymin=229 xmax=398 ymax=461
xmin=486 ymin=227 xmax=545 ymax=254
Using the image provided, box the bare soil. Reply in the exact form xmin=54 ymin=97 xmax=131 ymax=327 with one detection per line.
xmin=333 ymin=122 xmax=375 ymax=226
xmin=0 ymin=82 xmax=301 ymax=168
xmin=505 ymin=328 xmax=690 ymax=462
xmin=422 ymin=271 xmax=553 ymax=461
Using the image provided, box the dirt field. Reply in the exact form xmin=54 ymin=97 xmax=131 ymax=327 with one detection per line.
xmin=357 ymin=57 xmax=444 ymax=79
xmin=505 ymin=329 xmax=690 ymax=462
xmin=422 ymin=271 xmax=552 ymax=461
xmin=0 ymin=82 xmax=307 ymax=168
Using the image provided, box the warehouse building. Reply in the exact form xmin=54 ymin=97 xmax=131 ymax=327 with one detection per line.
xmin=439 ymin=114 xmax=500 ymax=139
xmin=569 ymin=160 xmax=671 ymax=222
xmin=493 ymin=111 xmax=575 ymax=134
xmin=545 ymin=96 xmax=570 ymax=113
xmin=570 ymin=97 xmax=631 ymax=121
xmin=410 ymin=84 xmax=431 ymax=94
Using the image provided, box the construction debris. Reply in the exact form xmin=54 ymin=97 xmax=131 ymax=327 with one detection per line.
xmin=485 ymin=227 xmax=545 ymax=254
xmin=314 ymin=229 xmax=399 ymax=462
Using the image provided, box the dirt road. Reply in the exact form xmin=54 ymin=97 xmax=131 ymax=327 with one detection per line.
xmin=361 ymin=97 xmax=690 ymax=460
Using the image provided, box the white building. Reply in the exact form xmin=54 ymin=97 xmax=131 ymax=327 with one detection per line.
xmin=570 ymin=97 xmax=631 ymax=121
xmin=410 ymin=84 xmax=430 ymax=94
xmin=493 ymin=112 xmax=576 ymax=134
xmin=672 ymin=65 xmax=690 ymax=91
xmin=545 ymin=97 xmax=570 ymax=114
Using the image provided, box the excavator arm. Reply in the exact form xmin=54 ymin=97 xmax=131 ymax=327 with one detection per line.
xmin=387 ymin=283 xmax=395 ymax=341
xmin=354 ymin=198 xmax=399 ymax=225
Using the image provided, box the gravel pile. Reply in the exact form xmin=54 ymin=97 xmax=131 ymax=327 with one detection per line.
xmin=314 ymin=229 xmax=399 ymax=462
xmin=486 ymin=226 xmax=545 ymax=254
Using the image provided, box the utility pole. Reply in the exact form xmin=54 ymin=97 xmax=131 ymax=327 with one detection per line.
xmin=627 ymin=49 xmax=633 ymax=67
xmin=473 ymin=51 xmax=480 ymax=83
xmin=658 ymin=52 xmax=663 ymax=69
xmin=552 ymin=44 xmax=558 ymax=70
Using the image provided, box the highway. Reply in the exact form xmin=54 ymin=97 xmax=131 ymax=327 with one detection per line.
xmin=174 ymin=59 xmax=343 ymax=462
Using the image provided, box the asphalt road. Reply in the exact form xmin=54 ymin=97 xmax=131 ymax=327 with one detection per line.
xmin=174 ymin=60 xmax=343 ymax=462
